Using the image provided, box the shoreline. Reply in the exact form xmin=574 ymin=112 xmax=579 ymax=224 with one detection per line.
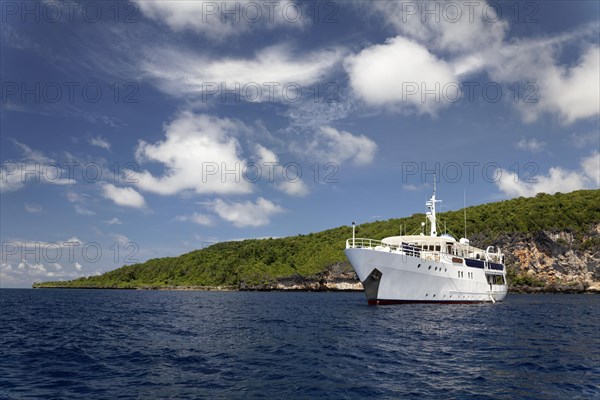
xmin=31 ymin=284 xmax=600 ymax=294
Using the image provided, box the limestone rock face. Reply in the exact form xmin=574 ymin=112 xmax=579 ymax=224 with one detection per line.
xmin=475 ymin=223 xmax=600 ymax=292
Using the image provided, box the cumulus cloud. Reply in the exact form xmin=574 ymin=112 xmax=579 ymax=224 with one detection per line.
xmin=496 ymin=152 xmax=600 ymax=197
xmin=299 ymin=126 xmax=377 ymax=166
xmin=101 ymin=183 xmax=146 ymax=208
xmin=352 ymin=2 xmax=599 ymax=124
xmin=345 ymin=36 xmax=457 ymax=114
xmin=581 ymin=152 xmax=600 ymax=187
xmin=105 ymin=217 xmax=122 ymax=225
xmin=255 ymin=144 xmax=278 ymax=165
xmin=367 ymin=1 xmax=508 ymax=55
xmin=134 ymin=112 xmax=252 ymax=196
xmin=211 ymin=197 xmax=284 ymax=227
xmin=89 ymin=136 xmax=111 ymax=150
xmin=533 ymin=46 xmax=600 ymax=124
xmin=252 ymin=144 xmax=310 ymax=197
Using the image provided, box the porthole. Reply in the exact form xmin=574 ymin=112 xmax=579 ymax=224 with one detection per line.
xmin=435 ymin=267 xmax=438 ymax=271
xmin=428 ymin=266 xmax=431 ymax=270
xmin=425 ymin=293 xmax=429 ymax=296
xmin=417 ymin=264 xmax=421 ymax=268
xmin=433 ymin=294 xmax=436 ymax=298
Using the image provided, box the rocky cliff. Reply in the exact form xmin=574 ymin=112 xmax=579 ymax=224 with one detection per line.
xmin=484 ymin=223 xmax=600 ymax=293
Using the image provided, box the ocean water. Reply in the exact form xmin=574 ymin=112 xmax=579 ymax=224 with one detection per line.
xmin=0 ymin=290 xmax=598 ymax=399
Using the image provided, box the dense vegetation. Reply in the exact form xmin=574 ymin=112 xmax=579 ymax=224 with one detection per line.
xmin=34 ymin=190 xmax=600 ymax=289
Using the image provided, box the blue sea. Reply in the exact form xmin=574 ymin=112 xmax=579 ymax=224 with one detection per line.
xmin=1 ymin=290 xmax=598 ymax=399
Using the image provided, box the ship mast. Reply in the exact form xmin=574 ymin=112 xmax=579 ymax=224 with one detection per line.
xmin=426 ymin=176 xmax=441 ymax=237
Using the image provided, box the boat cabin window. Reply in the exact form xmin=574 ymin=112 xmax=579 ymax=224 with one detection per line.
xmin=435 ymin=245 xmax=441 ymax=252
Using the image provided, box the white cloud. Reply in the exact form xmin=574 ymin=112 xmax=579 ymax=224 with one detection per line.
xmin=252 ymin=144 xmax=310 ymax=197
xmin=402 ymin=183 xmax=427 ymax=192
xmin=110 ymin=233 xmax=131 ymax=245
xmin=134 ymin=112 xmax=253 ymax=196
xmin=11 ymin=139 xmax=53 ymax=163
xmin=496 ymin=152 xmax=600 ymax=197
xmin=1 ymin=260 xmax=85 ymax=287
xmin=75 ymin=262 xmax=82 ymax=271
xmin=0 ymin=165 xmax=25 ymax=192
xmin=276 ymin=180 xmax=309 ymax=197
xmin=516 ymin=138 xmax=546 ymax=153
xmin=66 ymin=191 xmax=95 ymax=215
xmin=537 ymin=46 xmax=600 ymax=124
xmin=101 ymin=183 xmax=146 ymax=208
xmin=89 ymin=136 xmax=111 ymax=150
xmin=24 ymin=203 xmax=43 ymax=213
xmin=211 ymin=197 xmax=284 ymax=227
xmin=255 ymin=144 xmax=278 ymax=165
xmin=0 ymin=140 xmax=75 ymax=192
xmin=299 ymin=126 xmax=377 ymax=166
xmin=175 ymin=212 xmax=214 ymax=226
xmin=569 ymin=131 xmax=599 ymax=148
xmin=74 ymin=204 xmax=95 ymax=215
xmin=345 ymin=36 xmax=457 ymax=114
xmin=141 ymin=44 xmax=342 ymax=102
xmin=138 ymin=1 xmax=303 ymax=39
xmin=106 ymin=218 xmax=122 ymax=225
xmin=355 ymin=3 xmax=599 ymax=124
xmin=367 ymin=1 xmax=508 ymax=56
xmin=581 ymin=152 xmax=600 ymax=187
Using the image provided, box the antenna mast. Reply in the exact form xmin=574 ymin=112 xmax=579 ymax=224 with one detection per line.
xmin=426 ymin=174 xmax=440 ymax=237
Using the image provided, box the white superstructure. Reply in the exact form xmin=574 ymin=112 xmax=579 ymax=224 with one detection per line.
xmin=345 ymin=186 xmax=507 ymax=305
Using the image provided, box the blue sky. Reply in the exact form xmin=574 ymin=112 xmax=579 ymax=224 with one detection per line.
xmin=1 ymin=0 xmax=599 ymax=287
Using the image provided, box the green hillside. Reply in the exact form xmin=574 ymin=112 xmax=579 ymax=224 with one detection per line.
xmin=34 ymin=190 xmax=600 ymax=289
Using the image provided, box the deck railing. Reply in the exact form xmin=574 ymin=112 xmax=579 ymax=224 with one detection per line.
xmin=346 ymin=238 xmax=504 ymax=271
xmin=346 ymin=238 xmax=421 ymax=256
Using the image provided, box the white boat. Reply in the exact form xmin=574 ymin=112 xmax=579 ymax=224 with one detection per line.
xmin=345 ymin=184 xmax=507 ymax=305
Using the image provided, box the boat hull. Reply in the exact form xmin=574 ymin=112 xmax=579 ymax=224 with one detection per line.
xmin=345 ymin=247 xmax=507 ymax=304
